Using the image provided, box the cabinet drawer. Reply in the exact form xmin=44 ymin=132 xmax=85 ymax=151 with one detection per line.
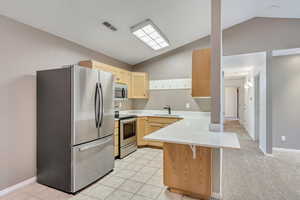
xmin=148 ymin=117 xmax=181 ymax=124
xmin=72 ymin=136 xmax=114 ymax=191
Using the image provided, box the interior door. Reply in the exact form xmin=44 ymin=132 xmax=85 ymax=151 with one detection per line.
xmin=73 ymin=66 xmax=99 ymax=145
xmin=98 ymin=70 xmax=114 ymax=138
xmin=225 ymin=87 xmax=238 ymax=119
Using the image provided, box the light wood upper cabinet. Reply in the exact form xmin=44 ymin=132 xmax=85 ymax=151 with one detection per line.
xmin=192 ymin=48 xmax=211 ymax=97
xmin=79 ymin=60 xmax=127 ymax=83
xmin=131 ymin=72 xmax=149 ymax=99
xmin=79 ymin=60 xmax=149 ymax=99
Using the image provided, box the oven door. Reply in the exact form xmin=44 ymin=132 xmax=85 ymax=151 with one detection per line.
xmin=120 ymin=118 xmax=137 ymax=147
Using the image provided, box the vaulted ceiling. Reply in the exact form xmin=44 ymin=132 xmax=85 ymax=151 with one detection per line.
xmin=1 ymin=0 xmax=300 ymax=65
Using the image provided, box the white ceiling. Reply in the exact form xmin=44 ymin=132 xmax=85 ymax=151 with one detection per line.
xmin=1 ymin=0 xmax=300 ymax=65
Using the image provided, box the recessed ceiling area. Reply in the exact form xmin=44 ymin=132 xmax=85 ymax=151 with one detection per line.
xmin=0 ymin=0 xmax=300 ymax=65
xmin=223 ymin=52 xmax=266 ymax=78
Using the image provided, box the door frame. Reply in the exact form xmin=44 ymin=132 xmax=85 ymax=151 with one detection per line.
xmin=254 ymin=74 xmax=260 ymax=142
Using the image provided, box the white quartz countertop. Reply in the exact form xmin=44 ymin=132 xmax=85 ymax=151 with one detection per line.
xmin=120 ymin=110 xmax=240 ymax=149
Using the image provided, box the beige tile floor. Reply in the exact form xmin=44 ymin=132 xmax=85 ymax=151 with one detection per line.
xmin=2 ymin=121 xmax=299 ymax=200
xmin=0 ymin=148 xmax=195 ymax=200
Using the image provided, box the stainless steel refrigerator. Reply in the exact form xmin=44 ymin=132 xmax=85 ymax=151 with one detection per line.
xmin=37 ymin=65 xmax=114 ymax=193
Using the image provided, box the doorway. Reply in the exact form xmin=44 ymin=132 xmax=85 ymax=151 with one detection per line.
xmin=224 ymin=87 xmax=239 ymax=120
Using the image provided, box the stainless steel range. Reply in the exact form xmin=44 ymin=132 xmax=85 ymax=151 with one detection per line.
xmin=118 ymin=115 xmax=137 ymax=158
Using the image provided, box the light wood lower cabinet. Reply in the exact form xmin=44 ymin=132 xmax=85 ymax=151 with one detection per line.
xmin=114 ymin=121 xmax=119 ymax=157
xmin=137 ymin=117 xmax=148 ymax=146
xmin=137 ymin=117 xmax=182 ymax=148
xmin=146 ymin=122 xmax=165 ymax=148
xmin=164 ymin=143 xmax=212 ymax=199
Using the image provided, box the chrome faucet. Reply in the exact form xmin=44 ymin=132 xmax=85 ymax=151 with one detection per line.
xmin=163 ymin=105 xmax=171 ymax=115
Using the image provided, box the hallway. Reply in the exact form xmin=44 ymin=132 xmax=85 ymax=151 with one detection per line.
xmin=222 ymin=121 xmax=300 ymax=200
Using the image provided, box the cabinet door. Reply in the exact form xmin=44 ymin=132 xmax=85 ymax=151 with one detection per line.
xmin=192 ymin=48 xmax=211 ymax=97
xmin=147 ymin=122 xmax=164 ymax=148
xmin=125 ymin=71 xmax=132 ymax=98
xmin=131 ymin=72 xmax=149 ymax=99
xmin=137 ymin=117 xmax=147 ymax=146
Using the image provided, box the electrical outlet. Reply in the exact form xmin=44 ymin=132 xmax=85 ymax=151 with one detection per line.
xmin=281 ymin=136 xmax=286 ymax=142
xmin=119 ymin=102 xmax=122 ymax=108
xmin=186 ymin=103 xmax=190 ymax=109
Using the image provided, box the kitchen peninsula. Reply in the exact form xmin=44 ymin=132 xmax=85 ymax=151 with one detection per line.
xmin=120 ymin=110 xmax=240 ymax=200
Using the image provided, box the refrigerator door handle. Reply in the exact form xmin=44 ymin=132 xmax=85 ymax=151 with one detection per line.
xmin=94 ymin=84 xmax=99 ymax=127
xmin=78 ymin=137 xmax=111 ymax=151
xmin=99 ymin=83 xmax=104 ymax=127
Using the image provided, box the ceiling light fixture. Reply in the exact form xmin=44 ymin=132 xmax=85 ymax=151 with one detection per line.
xmin=131 ymin=19 xmax=170 ymax=51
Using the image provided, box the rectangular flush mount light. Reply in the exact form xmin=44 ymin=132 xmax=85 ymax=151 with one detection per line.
xmin=131 ymin=19 xmax=170 ymax=50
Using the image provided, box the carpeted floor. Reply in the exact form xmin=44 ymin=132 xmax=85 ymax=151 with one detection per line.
xmin=222 ymin=120 xmax=300 ymax=200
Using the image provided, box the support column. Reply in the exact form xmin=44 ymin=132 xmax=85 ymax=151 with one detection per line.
xmin=210 ymin=0 xmax=223 ymax=199
xmin=210 ymin=0 xmax=223 ymax=130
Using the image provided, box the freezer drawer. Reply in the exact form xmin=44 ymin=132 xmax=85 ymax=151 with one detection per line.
xmin=72 ymin=136 xmax=114 ymax=192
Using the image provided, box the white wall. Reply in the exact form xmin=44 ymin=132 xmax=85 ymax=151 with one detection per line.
xmin=0 ymin=15 xmax=131 ymax=191
xmin=254 ymin=56 xmax=267 ymax=153
xmin=243 ymin=55 xmax=267 ymax=153
xmin=243 ymin=73 xmax=255 ymax=139
xmin=271 ymin=52 xmax=300 ymax=150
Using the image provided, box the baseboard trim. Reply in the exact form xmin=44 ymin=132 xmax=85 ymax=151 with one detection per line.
xmin=259 ymin=146 xmax=273 ymax=157
xmin=209 ymin=123 xmax=224 ymax=132
xmin=273 ymin=147 xmax=300 ymax=153
xmin=0 ymin=177 xmax=36 ymax=197
xmin=212 ymin=192 xmax=222 ymax=199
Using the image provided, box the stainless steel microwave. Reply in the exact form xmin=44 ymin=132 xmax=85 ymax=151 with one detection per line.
xmin=115 ymin=83 xmax=128 ymax=99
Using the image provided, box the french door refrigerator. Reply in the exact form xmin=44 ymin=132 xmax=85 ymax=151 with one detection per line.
xmin=37 ymin=65 xmax=114 ymax=193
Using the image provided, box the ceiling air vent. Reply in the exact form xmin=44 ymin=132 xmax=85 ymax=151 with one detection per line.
xmin=102 ymin=21 xmax=117 ymax=31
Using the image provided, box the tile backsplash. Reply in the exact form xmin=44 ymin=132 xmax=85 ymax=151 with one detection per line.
xmin=114 ymin=99 xmax=133 ymax=111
